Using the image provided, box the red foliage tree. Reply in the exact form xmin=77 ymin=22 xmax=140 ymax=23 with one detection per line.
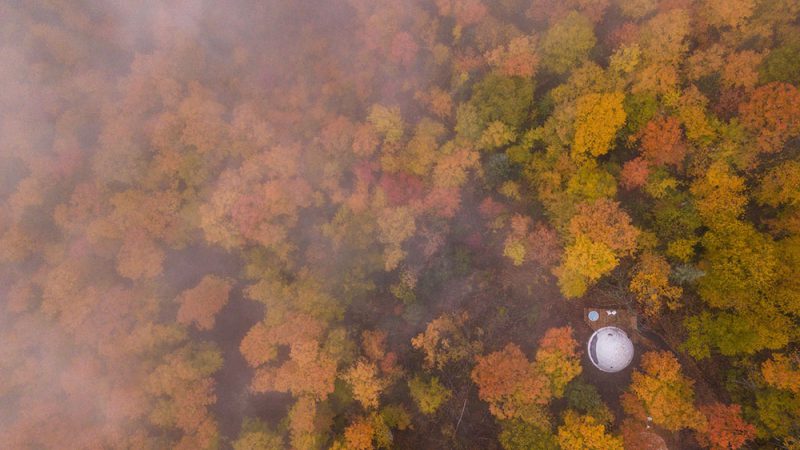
xmin=527 ymin=223 xmax=562 ymax=269
xmin=389 ymin=32 xmax=419 ymax=67
xmin=380 ymin=172 xmax=425 ymax=206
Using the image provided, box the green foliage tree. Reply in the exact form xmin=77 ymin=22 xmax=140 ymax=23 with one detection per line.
xmin=469 ymin=73 xmax=534 ymax=131
xmin=499 ymin=420 xmax=559 ymax=450
xmin=759 ymin=42 xmax=800 ymax=85
xmin=408 ymin=376 xmax=452 ymax=415
xmin=539 ymin=12 xmax=597 ymax=74
xmin=232 ymin=418 xmax=284 ymax=450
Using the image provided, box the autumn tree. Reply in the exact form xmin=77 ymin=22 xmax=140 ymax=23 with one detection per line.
xmin=629 ymin=252 xmax=682 ymax=316
xmin=115 ymin=232 xmax=165 ymax=280
xmin=739 ymin=82 xmax=800 ymax=154
xmin=623 ymin=351 xmax=704 ymax=431
xmin=343 ymin=417 xmax=374 ymax=450
xmin=637 ymin=9 xmax=690 ymax=66
xmin=368 ymin=104 xmax=405 ymax=145
xmin=539 ymin=12 xmax=597 ymax=74
xmin=572 ymin=92 xmax=627 ymax=158
xmin=435 ymin=0 xmax=488 ymax=28
xmin=690 ymin=161 xmax=747 ymax=227
xmin=755 ymin=353 xmax=800 ymax=440
xmin=499 ymin=420 xmax=559 ymax=450
xmin=411 ymin=312 xmax=482 ymax=369
xmin=615 ymin=0 xmax=656 ymax=19
xmin=565 ymin=381 xmax=614 ymax=425
xmin=695 ymin=403 xmax=756 ymax=450
xmin=557 ymin=411 xmax=624 ymax=450
xmin=199 ymin=146 xmax=314 ymax=258
xmin=556 ymin=199 xmax=639 ymax=298
xmin=469 ymin=73 xmax=534 ymax=131
xmin=408 ymin=376 xmax=452 ymax=415
xmin=146 ymin=342 xmax=223 ymax=448
xmin=232 ymin=418 xmax=284 ymax=450
xmin=554 ymin=235 xmax=618 ymax=298
xmin=343 ymin=359 xmax=387 ymax=410
xmin=761 ymin=353 xmax=800 ymax=394
xmin=534 ymin=327 xmax=582 ymax=397
xmin=566 ymin=160 xmax=618 ymax=202
xmin=503 ymin=214 xmax=533 ymax=266
xmin=471 ymin=343 xmax=551 ymax=424
xmin=638 ymin=116 xmax=686 ymax=167
xmin=486 ymin=35 xmax=539 ymax=78
xmin=620 ymin=157 xmax=650 ymax=190
xmin=756 ymin=161 xmax=800 ymax=207
xmin=415 ymin=87 xmax=453 ymax=119
xmin=568 ymin=199 xmax=639 ymax=255
xmin=759 ymin=42 xmax=800 ymax=85
xmin=697 ymin=221 xmax=777 ymax=312
xmin=176 ymin=275 xmax=232 ymax=331
xmin=701 ymin=0 xmax=755 ymax=29
xmin=683 ymin=310 xmax=792 ymax=359
xmin=377 ymin=205 xmax=417 ymax=271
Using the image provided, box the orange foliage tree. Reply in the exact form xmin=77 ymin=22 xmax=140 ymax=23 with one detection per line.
xmin=761 ymin=353 xmax=800 ymax=394
xmin=472 ymin=327 xmax=582 ymax=426
xmin=638 ymin=116 xmax=686 ymax=167
xmin=620 ymin=157 xmax=650 ymax=190
xmin=343 ymin=417 xmax=375 ymax=450
xmin=568 ymin=199 xmax=639 ymax=256
xmin=695 ymin=403 xmax=756 ymax=450
xmin=199 ymin=146 xmax=314 ymax=258
xmin=485 ymin=35 xmax=539 ymax=78
xmin=739 ymin=82 xmax=800 ymax=154
xmin=115 ymin=232 xmax=165 ymax=281
xmin=471 ymin=343 xmax=551 ymax=424
xmin=176 ymin=275 xmax=233 ymax=331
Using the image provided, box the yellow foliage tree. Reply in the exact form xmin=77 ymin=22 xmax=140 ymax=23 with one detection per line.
xmin=555 ymin=235 xmax=618 ymax=298
xmin=557 ymin=411 xmax=624 ymax=450
xmin=572 ymin=92 xmax=626 ymax=158
xmin=629 ymin=252 xmax=682 ymax=316
xmin=624 ymin=351 xmax=705 ymax=431
xmin=690 ymin=161 xmax=747 ymax=227
xmin=343 ymin=359 xmax=387 ymax=410
xmin=377 ymin=206 xmax=416 ymax=271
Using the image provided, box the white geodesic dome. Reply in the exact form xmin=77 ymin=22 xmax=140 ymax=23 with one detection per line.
xmin=587 ymin=326 xmax=634 ymax=373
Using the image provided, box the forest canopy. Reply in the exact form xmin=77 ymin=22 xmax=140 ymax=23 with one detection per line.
xmin=1 ymin=0 xmax=800 ymax=449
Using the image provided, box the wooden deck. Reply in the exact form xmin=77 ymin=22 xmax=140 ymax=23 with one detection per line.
xmin=583 ymin=307 xmax=637 ymax=332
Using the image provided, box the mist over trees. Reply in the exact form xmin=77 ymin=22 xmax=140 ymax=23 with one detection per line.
xmin=1 ymin=0 xmax=800 ymax=449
